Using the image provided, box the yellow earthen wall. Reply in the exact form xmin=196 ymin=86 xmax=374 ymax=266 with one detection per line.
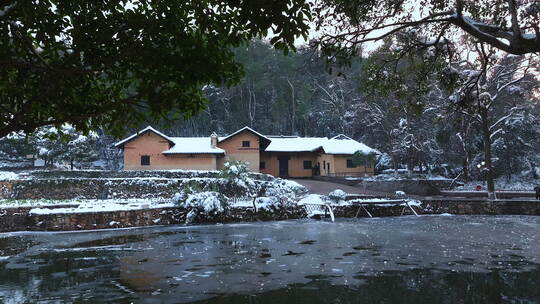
xmin=316 ymin=154 xmax=335 ymax=176
xmin=217 ymin=131 xmax=260 ymax=172
xmin=332 ymin=155 xmax=375 ymax=176
xmin=123 ymin=132 xmax=218 ymax=170
xmin=260 ymin=152 xmax=317 ymax=178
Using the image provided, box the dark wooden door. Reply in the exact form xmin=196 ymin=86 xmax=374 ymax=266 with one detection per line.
xmin=278 ymin=155 xmax=290 ymax=177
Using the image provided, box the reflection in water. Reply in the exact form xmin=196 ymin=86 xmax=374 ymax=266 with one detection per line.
xmin=193 ymin=268 xmax=540 ymax=304
xmin=0 ymin=215 xmax=539 ymax=303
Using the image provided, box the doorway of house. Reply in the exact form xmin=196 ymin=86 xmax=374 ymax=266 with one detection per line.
xmin=278 ymin=155 xmax=290 ymax=177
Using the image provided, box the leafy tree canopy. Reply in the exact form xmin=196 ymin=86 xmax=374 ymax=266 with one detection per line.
xmin=352 ymin=150 xmax=377 ymax=167
xmin=314 ymin=0 xmax=540 ymax=59
xmin=0 ymin=0 xmax=310 ymax=137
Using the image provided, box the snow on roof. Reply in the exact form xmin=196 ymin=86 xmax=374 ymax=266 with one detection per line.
xmin=114 ymin=126 xmax=376 ymax=155
xmin=265 ymin=137 xmax=327 ymax=152
xmin=163 ymin=137 xmax=225 ymax=154
xmin=218 ymin=126 xmax=269 ymax=142
xmin=323 ymin=138 xmax=378 ymax=155
xmin=265 ymin=136 xmax=377 ymax=155
xmin=114 ymin=126 xmax=173 ymax=147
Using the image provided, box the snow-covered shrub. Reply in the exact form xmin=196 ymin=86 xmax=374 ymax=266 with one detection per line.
xmin=219 ymin=160 xmax=256 ymax=196
xmin=181 ymin=191 xmax=227 ymax=213
xmin=172 ymin=191 xmax=189 ymax=204
xmin=254 ymin=196 xmax=281 ymax=211
xmin=264 ymin=179 xmax=307 ymax=198
xmin=328 ymin=189 xmax=347 ymax=202
xmin=220 ymin=160 xmax=249 ymax=180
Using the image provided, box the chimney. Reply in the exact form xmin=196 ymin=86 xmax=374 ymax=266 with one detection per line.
xmin=210 ymin=132 xmax=218 ymax=148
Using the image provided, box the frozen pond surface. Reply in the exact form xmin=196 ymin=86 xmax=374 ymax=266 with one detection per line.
xmin=0 ymin=215 xmax=539 ymax=303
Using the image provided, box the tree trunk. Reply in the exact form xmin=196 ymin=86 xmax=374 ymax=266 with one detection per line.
xmin=392 ymin=154 xmax=399 ymax=174
xmin=463 ymin=155 xmax=469 ymax=182
xmin=287 ymin=78 xmax=295 ymax=134
xmin=507 ymin=159 xmax=512 ymax=182
xmin=480 ymin=108 xmax=496 ymax=200
xmin=530 ymin=161 xmax=539 ymax=179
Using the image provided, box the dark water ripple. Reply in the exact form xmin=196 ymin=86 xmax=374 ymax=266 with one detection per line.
xmin=0 ymin=215 xmax=539 ymax=303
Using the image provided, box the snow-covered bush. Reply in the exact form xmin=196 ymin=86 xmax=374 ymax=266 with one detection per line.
xmin=328 ymin=189 xmax=347 ymax=202
xmin=219 ymin=160 xmax=256 ymax=196
xmin=177 ymin=191 xmax=227 ymax=213
xmin=220 ymin=160 xmax=249 ymax=180
xmin=172 ymin=191 xmax=189 ymax=204
xmin=264 ymin=179 xmax=307 ymax=198
xmin=254 ymin=196 xmax=281 ymax=211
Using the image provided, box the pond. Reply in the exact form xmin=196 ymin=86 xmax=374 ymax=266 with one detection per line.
xmin=0 ymin=215 xmax=539 ymax=303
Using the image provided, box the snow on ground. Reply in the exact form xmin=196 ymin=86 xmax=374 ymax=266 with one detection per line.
xmin=0 ymin=171 xmax=19 ymax=180
xmin=0 ymin=160 xmax=31 ymax=169
xmin=27 ymin=199 xmax=175 ymax=215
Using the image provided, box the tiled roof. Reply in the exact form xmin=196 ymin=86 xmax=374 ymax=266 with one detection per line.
xmin=114 ymin=126 xmax=173 ymax=147
xmin=115 ymin=126 xmax=377 ymax=155
xmin=163 ymin=138 xmax=225 ymax=154
xmin=218 ymin=126 xmax=269 ymax=142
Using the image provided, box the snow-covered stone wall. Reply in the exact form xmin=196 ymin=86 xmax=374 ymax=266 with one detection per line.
xmin=0 ymin=170 xmax=303 ymax=200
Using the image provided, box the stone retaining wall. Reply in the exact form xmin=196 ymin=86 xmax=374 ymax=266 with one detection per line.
xmin=0 ymin=205 xmax=308 ymax=232
xmin=312 ymin=177 xmax=455 ymax=195
xmin=18 ymin=170 xmax=274 ymax=180
xmin=439 ymin=191 xmax=536 ymax=199
xmin=422 ymin=199 xmax=540 ymax=215
xmin=357 ymin=180 xmax=447 ymax=196
xmin=2 ymin=199 xmax=538 ymax=233
xmin=0 ymin=178 xmax=268 ymax=200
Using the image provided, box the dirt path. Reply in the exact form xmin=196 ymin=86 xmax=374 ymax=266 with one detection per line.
xmin=290 ymin=179 xmax=390 ymax=196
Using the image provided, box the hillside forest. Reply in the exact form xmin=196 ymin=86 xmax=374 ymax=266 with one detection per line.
xmin=1 ymin=39 xmax=539 ymax=187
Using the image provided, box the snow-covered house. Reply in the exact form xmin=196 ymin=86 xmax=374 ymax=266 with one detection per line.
xmin=115 ymin=126 xmax=377 ymax=178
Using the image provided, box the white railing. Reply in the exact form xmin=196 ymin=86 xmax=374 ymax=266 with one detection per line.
xmin=303 ymin=203 xmax=335 ymax=222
